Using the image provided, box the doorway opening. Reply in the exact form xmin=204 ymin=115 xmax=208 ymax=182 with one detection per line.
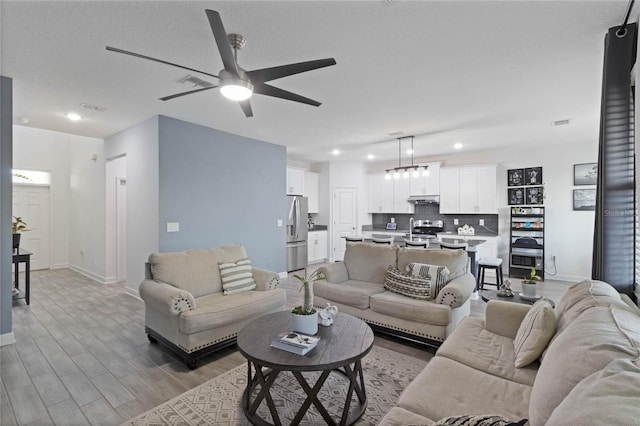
xmin=106 ymin=156 xmax=127 ymax=284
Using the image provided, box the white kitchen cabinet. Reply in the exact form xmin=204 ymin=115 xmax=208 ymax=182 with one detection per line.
xmin=367 ymin=173 xmax=394 ymax=213
xmin=304 ymin=171 xmax=319 ymax=213
xmin=393 ymin=177 xmax=414 ymax=213
xmin=286 ymin=167 xmax=305 ymax=195
xmin=308 ymin=230 xmax=327 ymax=264
xmin=409 ymin=162 xmax=441 ymax=195
xmin=440 ymin=165 xmax=498 ymax=214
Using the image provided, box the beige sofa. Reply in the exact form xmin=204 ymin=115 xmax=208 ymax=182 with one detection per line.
xmin=139 ymin=245 xmax=286 ymax=368
xmin=379 ymin=280 xmax=640 ymax=425
xmin=315 ymin=242 xmax=476 ymax=346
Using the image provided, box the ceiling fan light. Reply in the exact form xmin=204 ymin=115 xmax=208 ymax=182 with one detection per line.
xmin=220 ymin=78 xmax=254 ymax=101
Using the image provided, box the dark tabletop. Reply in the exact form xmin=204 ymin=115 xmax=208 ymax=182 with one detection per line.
xmin=480 ymin=289 xmax=555 ymax=307
xmin=237 ymin=311 xmax=374 ymax=371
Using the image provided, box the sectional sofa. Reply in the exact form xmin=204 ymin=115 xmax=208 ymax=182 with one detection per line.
xmin=315 ymin=242 xmax=476 ymax=346
xmin=379 ymin=280 xmax=640 ymax=425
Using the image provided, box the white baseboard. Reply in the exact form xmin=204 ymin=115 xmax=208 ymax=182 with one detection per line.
xmin=104 ymin=275 xmax=119 ymax=285
xmin=0 ymin=332 xmax=16 ymax=347
xmin=52 ymin=263 xmax=69 ymax=269
xmin=68 ymin=265 xmax=108 ymax=284
xmin=124 ymin=286 xmax=141 ymax=300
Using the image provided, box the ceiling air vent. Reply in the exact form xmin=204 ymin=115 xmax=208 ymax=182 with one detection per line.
xmin=177 ymin=74 xmax=215 ymax=88
xmin=551 ymin=119 xmax=572 ymax=127
xmin=80 ymin=103 xmax=109 ymax=113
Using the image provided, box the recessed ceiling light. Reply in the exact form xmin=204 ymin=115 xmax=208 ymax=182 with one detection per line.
xmin=332 ymin=149 xmax=340 ymax=156
xmin=367 ymin=154 xmax=375 ymax=160
xmin=65 ymin=113 xmax=82 ymax=121
xmin=454 ymin=142 xmax=463 ymax=150
xmin=406 ymin=149 xmax=414 ymax=155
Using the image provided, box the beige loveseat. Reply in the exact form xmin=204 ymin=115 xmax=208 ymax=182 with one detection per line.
xmin=315 ymin=242 xmax=476 ymax=346
xmin=380 ymin=280 xmax=640 ymax=425
xmin=139 ymin=245 xmax=286 ymax=368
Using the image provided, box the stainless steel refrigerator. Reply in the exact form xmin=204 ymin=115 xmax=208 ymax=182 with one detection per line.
xmin=286 ymin=195 xmax=308 ymax=272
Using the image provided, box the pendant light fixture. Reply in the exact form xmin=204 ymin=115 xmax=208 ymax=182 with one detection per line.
xmin=384 ymin=136 xmax=430 ymax=180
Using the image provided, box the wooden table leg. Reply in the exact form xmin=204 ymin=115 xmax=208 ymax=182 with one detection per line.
xmin=25 ymin=256 xmax=30 ymax=305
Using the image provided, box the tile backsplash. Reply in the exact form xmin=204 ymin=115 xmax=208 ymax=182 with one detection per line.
xmin=371 ymin=204 xmax=498 ymax=234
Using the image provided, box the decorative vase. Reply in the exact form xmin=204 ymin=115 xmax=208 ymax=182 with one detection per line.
xmin=521 ymin=282 xmax=537 ymax=298
xmin=292 ymin=311 xmax=318 ymax=335
xmin=12 ymin=233 xmax=20 ymax=250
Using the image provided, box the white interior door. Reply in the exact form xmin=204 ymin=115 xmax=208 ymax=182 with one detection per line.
xmin=116 ymin=177 xmax=127 ymax=281
xmin=13 ymin=184 xmax=50 ymax=270
xmin=332 ymin=187 xmax=358 ymax=261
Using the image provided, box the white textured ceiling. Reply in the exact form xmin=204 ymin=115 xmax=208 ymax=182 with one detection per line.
xmin=0 ymin=0 xmax=630 ymax=164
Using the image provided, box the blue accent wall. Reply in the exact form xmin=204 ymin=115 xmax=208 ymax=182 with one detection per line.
xmin=1 ymin=76 xmax=13 ymax=336
xmin=158 ymin=116 xmax=286 ymax=272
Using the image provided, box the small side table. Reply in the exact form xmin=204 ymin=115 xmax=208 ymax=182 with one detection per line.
xmin=12 ymin=248 xmax=32 ymax=305
xmin=480 ymin=289 xmax=554 ymax=308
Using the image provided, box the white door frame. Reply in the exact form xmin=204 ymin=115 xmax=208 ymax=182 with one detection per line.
xmin=116 ymin=177 xmax=127 ymax=282
xmin=331 ymin=186 xmax=358 ymax=262
xmin=12 ymin=183 xmax=51 ymax=271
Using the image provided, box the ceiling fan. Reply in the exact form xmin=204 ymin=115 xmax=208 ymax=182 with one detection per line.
xmin=106 ymin=9 xmax=336 ymax=118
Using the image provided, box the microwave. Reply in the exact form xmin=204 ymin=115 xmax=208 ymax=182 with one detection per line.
xmin=511 ymin=254 xmax=542 ymax=269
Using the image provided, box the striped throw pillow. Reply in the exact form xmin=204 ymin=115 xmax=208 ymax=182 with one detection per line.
xmin=406 ymin=262 xmax=450 ymax=298
xmin=384 ymin=266 xmax=432 ymax=300
xmin=219 ymin=258 xmax=256 ymax=295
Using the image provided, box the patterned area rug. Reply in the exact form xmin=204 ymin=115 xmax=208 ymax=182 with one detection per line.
xmin=124 ymin=345 xmax=429 ymax=425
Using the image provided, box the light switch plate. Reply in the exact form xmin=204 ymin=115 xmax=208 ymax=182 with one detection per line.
xmin=277 ymin=220 xmax=283 ymax=227
xmin=479 ymin=219 xmax=485 ymax=226
xmin=453 ymin=219 xmax=459 ymax=225
xmin=167 ymin=222 xmax=179 ymax=232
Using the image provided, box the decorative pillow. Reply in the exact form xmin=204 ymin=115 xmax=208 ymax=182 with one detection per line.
xmin=406 ymin=262 xmax=450 ymax=297
xmin=513 ymin=298 xmax=556 ymax=367
xmin=433 ymin=414 xmax=528 ymax=426
xmin=218 ymin=258 xmax=256 ymax=295
xmin=384 ymin=266 xmax=432 ymax=300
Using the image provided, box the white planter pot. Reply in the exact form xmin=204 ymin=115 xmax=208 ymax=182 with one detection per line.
xmin=521 ymin=283 xmax=537 ymax=298
xmin=291 ymin=311 xmax=318 ymax=335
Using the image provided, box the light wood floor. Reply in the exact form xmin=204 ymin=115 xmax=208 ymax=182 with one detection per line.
xmin=1 ymin=265 xmax=572 ymax=425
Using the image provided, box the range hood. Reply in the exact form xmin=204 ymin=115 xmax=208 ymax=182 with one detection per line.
xmin=407 ymin=195 xmax=440 ymax=204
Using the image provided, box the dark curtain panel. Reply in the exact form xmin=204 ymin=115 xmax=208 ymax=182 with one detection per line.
xmin=592 ymin=23 xmax=637 ymax=297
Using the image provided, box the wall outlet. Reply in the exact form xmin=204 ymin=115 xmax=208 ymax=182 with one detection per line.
xmin=277 ymin=219 xmax=283 ymax=227
xmin=166 ymin=222 xmax=180 ymax=232
xmin=453 ymin=218 xmax=459 ymax=225
xmin=479 ymin=219 xmax=485 ymax=226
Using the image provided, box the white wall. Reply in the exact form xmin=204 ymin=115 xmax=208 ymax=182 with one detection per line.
xmin=104 ymin=116 xmax=159 ymax=296
xmin=68 ymin=137 xmax=106 ymax=281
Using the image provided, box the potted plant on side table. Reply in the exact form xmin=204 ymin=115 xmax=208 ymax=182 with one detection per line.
xmin=291 ymin=269 xmax=325 ymax=335
xmin=521 ymin=267 xmax=541 ymax=299
xmin=12 ymin=216 xmax=29 ymax=251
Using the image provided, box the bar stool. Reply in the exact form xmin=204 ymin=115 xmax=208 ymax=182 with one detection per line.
xmin=404 ymin=239 xmax=428 ymax=248
xmin=476 ymin=257 xmax=504 ymax=291
xmin=372 ymin=237 xmax=394 ymax=245
xmin=439 ymin=241 xmax=468 ymax=251
xmin=345 ymin=236 xmax=364 ymax=242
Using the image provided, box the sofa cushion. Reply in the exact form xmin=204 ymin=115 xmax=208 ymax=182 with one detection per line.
xmin=397 ymin=248 xmax=468 ymax=282
xmin=437 ymin=317 xmax=539 ymax=386
xmin=398 ymin=356 xmax=531 ymax=421
xmin=513 ymin=299 xmax=556 ymax=368
xmin=384 ymin=266 xmax=433 ymax=300
xmin=313 ymin=280 xmax=385 ymax=309
xmin=528 ymin=305 xmax=640 ymax=426
xmin=149 ymin=245 xmax=248 ymax=298
xmin=343 ymin=242 xmax=397 ymax=284
xmin=179 ymin=288 xmax=285 ymax=334
xmin=433 ymin=415 xmax=527 ymax=426
xmin=379 ymin=406 xmax=436 ymax=426
xmin=370 ymin=291 xmax=451 ymax=326
xmin=406 ymin=262 xmax=450 ymax=297
xmin=554 ymin=279 xmax=627 ymax=335
xmin=219 ymin=258 xmax=256 ymax=295
xmin=546 ymin=358 xmax=640 ymax=426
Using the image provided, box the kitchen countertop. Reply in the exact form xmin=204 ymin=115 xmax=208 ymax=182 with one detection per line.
xmin=346 ymin=235 xmax=486 ymax=252
xmin=309 ymin=225 xmax=327 ymax=231
xmin=438 ymin=231 xmax=499 ymax=237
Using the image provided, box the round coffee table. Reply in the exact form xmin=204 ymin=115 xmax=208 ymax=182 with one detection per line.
xmin=237 ymin=311 xmax=374 ymax=426
xmin=480 ymin=289 xmax=555 ymax=308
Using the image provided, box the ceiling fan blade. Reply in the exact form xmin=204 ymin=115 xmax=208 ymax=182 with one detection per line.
xmin=159 ymin=86 xmax=218 ymax=101
xmin=205 ymin=10 xmax=239 ymax=75
xmin=254 ymin=83 xmax=321 ymax=107
xmin=106 ymin=46 xmax=219 ymax=79
xmin=239 ymin=99 xmax=253 ymax=117
xmin=247 ymin=58 xmax=336 ymax=83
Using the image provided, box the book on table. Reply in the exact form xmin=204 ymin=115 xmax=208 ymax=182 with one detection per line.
xmin=270 ymin=332 xmax=320 ymax=355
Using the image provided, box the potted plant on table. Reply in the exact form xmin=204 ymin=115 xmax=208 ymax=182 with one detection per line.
xmin=12 ymin=216 xmax=29 ymax=251
xmin=521 ymin=267 xmax=541 ymax=299
xmin=291 ymin=269 xmax=325 ymax=335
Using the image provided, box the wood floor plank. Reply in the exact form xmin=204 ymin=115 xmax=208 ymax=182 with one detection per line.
xmin=57 ymin=335 xmax=89 ymax=357
xmin=0 ymin=379 xmax=18 ymax=426
xmin=118 ymin=372 xmax=167 ymax=409
xmin=48 ymin=397 xmax=89 ymax=425
xmin=32 ymin=372 xmax=71 ymax=406
xmin=71 ymin=352 xmax=109 ymax=378
xmin=80 ymin=397 xmax=123 ymax=425
xmin=90 ymin=373 xmax=136 ymax=408
xmin=60 ymin=371 xmax=102 ymax=407
xmin=42 ymin=350 xmax=81 ymax=377
xmin=20 ymin=351 xmax=54 ymax=378
xmin=92 ymin=352 xmax=136 ymax=378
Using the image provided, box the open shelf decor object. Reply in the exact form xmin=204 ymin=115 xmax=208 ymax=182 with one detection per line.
xmin=508 ymin=169 xmax=524 ymax=187
xmin=525 ymin=167 xmax=543 ymax=185
xmin=509 ymin=206 xmax=545 ymax=281
xmin=574 ymin=163 xmax=598 ymax=186
xmin=507 ymin=166 xmax=543 ymax=205
xmin=573 ymin=189 xmax=596 ymax=211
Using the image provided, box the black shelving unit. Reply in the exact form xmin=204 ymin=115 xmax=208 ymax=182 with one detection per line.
xmin=509 ymin=206 xmax=545 ymax=280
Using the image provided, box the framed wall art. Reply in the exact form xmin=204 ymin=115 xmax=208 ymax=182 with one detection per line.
xmin=573 ymin=189 xmax=596 ymax=211
xmin=508 ymin=188 xmax=525 ymax=205
xmin=574 ymin=163 xmax=598 ymax=186
xmin=508 ymin=169 xmax=524 ymax=187
xmin=525 ymin=186 xmax=543 ymax=205
xmin=525 ymin=167 xmax=543 ymax=186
